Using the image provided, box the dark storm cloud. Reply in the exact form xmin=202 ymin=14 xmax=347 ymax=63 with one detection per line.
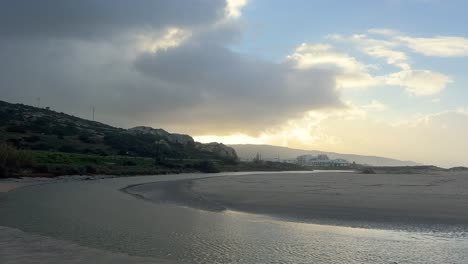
xmin=0 ymin=0 xmax=225 ymax=39
xmin=0 ymin=0 xmax=343 ymax=135
xmin=134 ymin=41 xmax=341 ymax=133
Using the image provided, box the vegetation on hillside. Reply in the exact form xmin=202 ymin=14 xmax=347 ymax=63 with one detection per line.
xmin=0 ymin=144 xmax=34 ymax=178
xmin=0 ymin=100 xmax=307 ymax=177
xmin=0 ymin=100 xmax=230 ymax=161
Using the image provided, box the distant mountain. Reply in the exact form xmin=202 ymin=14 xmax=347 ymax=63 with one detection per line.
xmin=0 ymin=100 xmax=237 ymax=161
xmin=230 ymin=144 xmax=421 ymax=167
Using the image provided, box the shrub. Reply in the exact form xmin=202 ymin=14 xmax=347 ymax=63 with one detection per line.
xmin=85 ymin=165 xmax=97 ymax=174
xmin=122 ymin=160 xmax=137 ymax=166
xmin=192 ymin=160 xmax=220 ymax=173
xmin=6 ymin=125 xmax=27 ymax=133
xmin=46 ymin=165 xmax=84 ymax=176
xmin=361 ymin=168 xmax=376 ymax=174
xmin=23 ymin=135 xmax=41 ymax=143
xmin=58 ymin=145 xmax=79 ymax=153
xmin=34 ymin=164 xmax=50 ymax=174
xmin=78 ymin=134 xmax=92 ymax=143
xmin=0 ymin=144 xmax=34 ymax=178
xmin=31 ymin=143 xmax=50 ymax=151
xmin=6 ymin=138 xmax=21 ymax=148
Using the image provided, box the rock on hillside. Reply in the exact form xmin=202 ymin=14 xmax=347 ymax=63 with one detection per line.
xmin=128 ymin=126 xmax=194 ymax=145
xmin=196 ymin=142 xmax=238 ymax=160
xmin=128 ymin=126 xmax=237 ymax=160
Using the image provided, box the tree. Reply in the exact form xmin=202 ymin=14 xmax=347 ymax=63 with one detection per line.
xmin=0 ymin=144 xmax=34 ymax=178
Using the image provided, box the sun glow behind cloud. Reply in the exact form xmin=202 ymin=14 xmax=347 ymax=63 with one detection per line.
xmin=196 ymin=106 xmax=468 ymax=167
xmin=138 ymin=27 xmax=192 ymax=53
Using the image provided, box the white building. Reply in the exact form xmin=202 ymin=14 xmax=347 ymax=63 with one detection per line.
xmin=297 ymin=154 xmax=350 ymax=167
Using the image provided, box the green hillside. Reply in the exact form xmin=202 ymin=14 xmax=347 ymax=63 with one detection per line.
xmin=0 ymin=100 xmax=241 ymax=177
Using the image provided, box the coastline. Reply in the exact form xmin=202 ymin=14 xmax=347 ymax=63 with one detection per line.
xmin=0 ymin=175 xmax=114 ymax=194
xmin=123 ymin=171 xmax=468 ymax=227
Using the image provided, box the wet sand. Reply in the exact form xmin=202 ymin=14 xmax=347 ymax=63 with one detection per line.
xmin=0 ymin=175 xmax=114 ymax=194
xmin=0 ymin=178 xmax=55 ymax=193
xmin=0 ymin=226 xmax=172 ymax=264
xmin=126 ymin=172 xmax=468 ymax=225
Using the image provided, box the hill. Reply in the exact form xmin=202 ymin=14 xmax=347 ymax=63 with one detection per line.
xmin=0 ymin=100 xmax=244 ymax=177
xmin=0 ymin=100 xmax=237 ymax=161
xmin=230 ymin=144 xmax=421 ymax=167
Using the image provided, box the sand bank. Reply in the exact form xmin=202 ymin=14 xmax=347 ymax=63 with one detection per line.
xmin=126 ymin=172 xmax=468 ymax=225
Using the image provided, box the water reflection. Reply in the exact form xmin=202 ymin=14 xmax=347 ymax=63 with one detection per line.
xmin=0 ymin=173 xmax=467 ymax=264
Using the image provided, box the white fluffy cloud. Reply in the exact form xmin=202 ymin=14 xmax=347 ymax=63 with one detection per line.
xmin=328 ymin=31 xmax=454 ymax=96
xmin=225 ymin=0 xmax=248 ymax=18
xmin=329 ymin=33 xmax=410 ymax=70
xmin=383 ymin=70 xmax=452 ymax=96
xmin=287 ymin=40 xmax=451 ymax=96
xmin=287 ymin=43 xmax=377 ymax=89
xmin=398 ymin=36 xmax=468 ymax=57
xmin=367 ymin=28 xmax=468 ymax=57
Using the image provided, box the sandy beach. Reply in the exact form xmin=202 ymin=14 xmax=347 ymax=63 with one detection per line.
xmin=0 ymin=175 xmax=115 ymax=194
xmin=127 ymin=171 xmax=468 ymax=225
xmin=0 ymin=178 xmax=57 ymax=193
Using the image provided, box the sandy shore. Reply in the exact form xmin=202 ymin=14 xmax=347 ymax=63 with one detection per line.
xmin=0 ymin=177 xmax=58 ymax=193
xmin=0 ymin=175 xmax=114 ymax=194
xmin=126 ymin=172 xmax=468 ymax=225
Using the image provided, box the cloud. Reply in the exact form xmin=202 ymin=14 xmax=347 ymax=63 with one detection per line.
xmin=317 ymin=109 xmax=468 ymax=167
xmin=196 ymin=101 xmax=378 ymax=149
xmin=329 ymin=33 xmax=410 ymax=70
xmin=361 ymin=46 xmax=410 ymax=70
xmin=329 ymin=32 xmax=453 ymax=95
xmin=0 ymin=0 xmax=343 ymax=135
xmin=0 ymin=0 xmax=226 ymax=40
xmin=367 ymin=28 xmax=400 ymax=36
xmin=287 ymin=43 xmax=377 ymax=89
xmin=225 ymin=0 xmax=248 ymax=18
xmin=383 ymin=70 xmax=452 ymax=96
xmin=398 ymin=36 xmax=468 ymax=57
xmin=361 ymin=100 xmax=387 ymax=112
xmin=288 ymin=40 xmax=451 ymax=96
xmin=134 ymin=39 xmax=341 ymax=134
xmin=198 ymin=108 xmax=468 ymax=167
xmin=366 ymin=28 xmax=468 ymax=57
xmin=138 ymin=27 xmax=192 ymax=53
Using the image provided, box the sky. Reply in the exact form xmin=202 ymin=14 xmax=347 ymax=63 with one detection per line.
xmin=0 ymin=0 xmax=467 ymax=167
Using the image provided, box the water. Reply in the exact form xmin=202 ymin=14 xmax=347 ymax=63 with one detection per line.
xmin=1 ymin=172 xmax=467 ymax=264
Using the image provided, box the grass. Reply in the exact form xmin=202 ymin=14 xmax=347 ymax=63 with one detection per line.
xmin=31 ymin=151 xmax=154 ymax=167
xmin=1 ymin=144 xmax=310 ymax=178
xmin=0 ymin=144 xmax=34 ymax=178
